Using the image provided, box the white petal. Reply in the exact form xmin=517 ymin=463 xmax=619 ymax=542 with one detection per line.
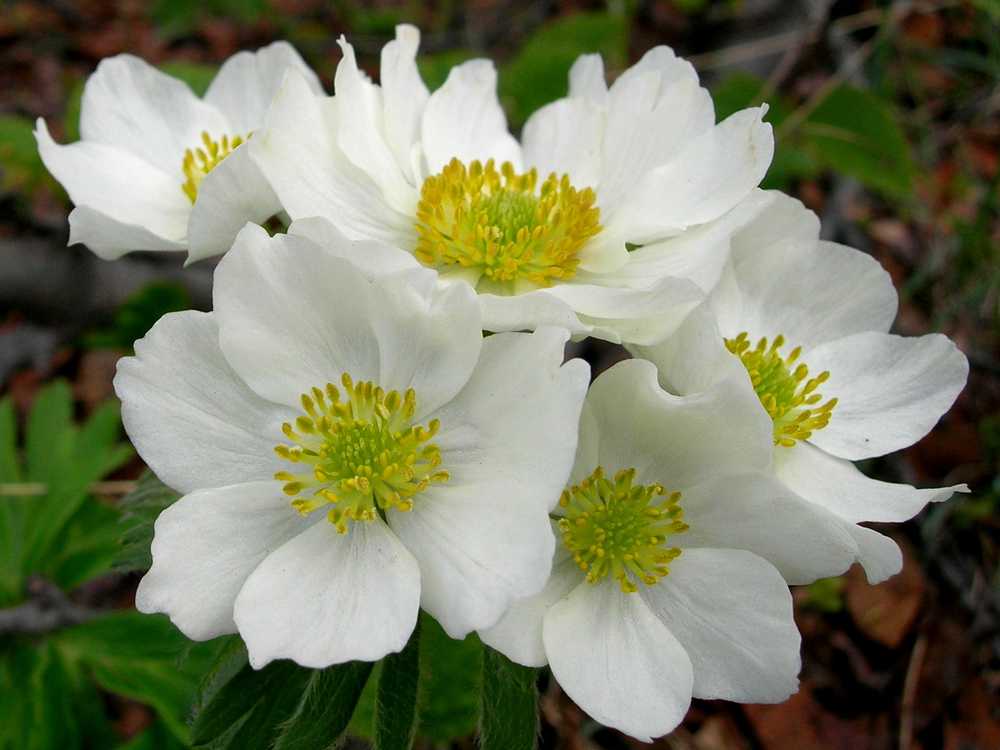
xmin=568 ymin=54 xmax=608 ymax=106
xmin=205 ymin=41 xmax=323 ymax=134
xmin=387 ymin=478 xmax=555 ymax=638
xmin=113 ymin=310 xmax=293 ymax=495
xmin=678 ymin=473 xmax=858 ymax=584
xmin=429 ymin=327 xmax=590 ymax=511
xmin=522 ymin=97 xmax=603 ymax=189
xmin=213 ymin=225 xmax=381 ymax=408
xmin=380 ymin=25 xmax=430 ymax=184
xmin=66 ymin=206 xmax=186 ymax=260
xmin=629 ymin=302 xmax=750 ymax=397
xmin=806 ymin=332 xmax=969 ymax=460
xmin=79 ymin=54 xmax=229 ymax=174
xmin=848 ymin=525 xmax=903 ymax=584
xmin=543 ymin=580 xmax=693 ymax=742
xmin=135 ymin=481 xmax=312 ymax=640
xmin=774 ymin=441 xmax=967 ymax=523
xmin=599 ymin=46 xmax=714 ymax=214
xmin=603 ymin=189 xmax=775 ymax=294
xmin=420 ymin=59 xmax=521 ymax=174
xmin=604 ymin=107 xmax=773 ymax=245
xmin=478 ymin=530 xmax=579 ymax=667
xmin=368 ymin=273 xmax=482 ymax=419
xmin=541 ymin=276 xmax=705 ymax=346
xmin=713 ymin=193 xmax=898 ymax=347
xmin=334 ymin=35 xmax=415 ymax=214
xmin=640 ymin=548 xmax=799 ymax=702
xmin=582 ymin=359 xmax=772 ymax=489
xmin=187 ymin=144 xmax=281 ymax=262
xmin=234 ymin=519 xmax=420 ymax=668
xmin=36 ymin=119 xmax=189 ymax=255
xmin=288 ymin=216 xmax=422 ymax=278
xmin=250 ymin=69 xmax=414 ymax=246
xmin=477 ymin=290 xmax=589 ymax=338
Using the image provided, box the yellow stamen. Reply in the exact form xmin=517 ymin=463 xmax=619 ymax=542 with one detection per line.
xmin=181 ymin=131 xmax=249 ymax=202
xmin=273 ymin=374 xmax=448 ymax=533
xmin=558 ymin=467 xmax=687 ymax=593
xmin=725 ymin=332 xmax=838 ymax=447
xmin=414 ymin=158 xmax=601 ymax=294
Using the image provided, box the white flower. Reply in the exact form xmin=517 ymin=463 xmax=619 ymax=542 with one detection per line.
xmin=632 ymin=192 xmax=969 ymax=583
xmin=480 ymin=359 xmax=859 ymax=741
xmin=113 ymin=218 xmax=589 ymax=668
xmin=249 ymin=25 xmax=776 ymax=345
xmin=36 ymin=43 xmax=322 ymax=263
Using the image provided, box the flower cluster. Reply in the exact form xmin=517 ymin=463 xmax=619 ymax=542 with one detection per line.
xmin=39 ymin=26 xmax=969 ymax=741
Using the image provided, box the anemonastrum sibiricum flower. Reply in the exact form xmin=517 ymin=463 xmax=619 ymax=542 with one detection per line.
xmin=113 ymin=218 xmax=589 ymax=668
xmin=249 ymin=25 xmax=776 ymax=345
xmin=480 ymin=359 xmax=860 ymax=741
xmin=36 ymin=43 xmax=321 ymax=263
xmin=632 ymin=192 xmax=969 ymax=583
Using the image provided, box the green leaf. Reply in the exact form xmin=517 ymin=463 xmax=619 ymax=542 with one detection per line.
xmin=191 ymin=642 xmax=373 ymax=750
xmin=56 ymin=611 xmax=221 ymax=744
xmin=500 ymin=12 xmax=628 ymax=126
xmin=0 ymin=114 xmax=53 ymax=200
xmin=115 ymin=471 xmax=181 ymax=573
xmin=374 ymin=618 xmax=421 ymax=750
xmin=84 ymin=281 xmax=191 ymax=351
xmin=418 ymin=50 xmax=476 ymax=91
xmin=800 ymin=84 xmax=915 ymax=198
xmin=273 ymin=661 xmax=375 ymax=750
xmin=479 ymin=647 xmax=538 ymax=750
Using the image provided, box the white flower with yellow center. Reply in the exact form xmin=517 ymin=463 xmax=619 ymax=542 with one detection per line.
xmin=35 ymin=43 xmax=322 ymax=263
xmin=113 ymin=218 xmax=589 ymax=668
xmin=632 ymin=192 xmax=969 ymax=583
xmin=250 ymin=25 xmax=776 ymax=345
xmin=480 ymin=359 xmax=859 ymax=741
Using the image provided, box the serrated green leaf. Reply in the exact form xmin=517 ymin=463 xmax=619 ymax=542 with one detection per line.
xmin=500 ymin=12 xmax=628 ymax=126
xmin=56 ymin=612 xmax=220 ymax=743
xmin=480 ymin=647 xmax=538 ymax=750
xmin=374 ymin=618 xmax=421 ymax=750
xmin=115 ymin=471 xmax=181 ymax=573
xmin=800 ymin=84 xmax=915 ymax=197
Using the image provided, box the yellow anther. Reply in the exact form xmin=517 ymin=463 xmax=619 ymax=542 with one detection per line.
xmin=180 ymin=130 xmax=249 ymax=203
xmin=725 ymin=332 xmax=838 ymax=447
xmin=273 ymin=373 xmax=449 ymax=532
xmin=559 ymin=467 xmax=687 ymax=593
xmin=414 ymin=158 xmax=601 ymax=294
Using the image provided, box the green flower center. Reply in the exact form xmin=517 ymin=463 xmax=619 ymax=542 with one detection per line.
xmin=414 ymin=158 xmax=601 ymax=295
xmin=274 ymin=374 xmax=449 ymax=533
xmin=181 ymin=131 xmax=249 ymax=203
xmin=725 ymin=332 xmax=837 ymax=447
xmin=558 ymin=467 xmax=687 ymax=593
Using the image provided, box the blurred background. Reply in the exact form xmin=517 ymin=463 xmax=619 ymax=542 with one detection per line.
xmin=0 ymin=0 xmax=997 ymax=748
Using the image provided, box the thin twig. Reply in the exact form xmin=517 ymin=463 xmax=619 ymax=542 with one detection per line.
xmin=899 ymin=633 xmax=928 ymax=750
xmin=0 ymin=480 xmax=139 ymax=497
xmin=0 ymin=577 xmax=102 ymax=636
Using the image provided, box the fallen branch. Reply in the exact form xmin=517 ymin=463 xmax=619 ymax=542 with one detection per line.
xmin=0 ymin=577 xmax=101 ymax=636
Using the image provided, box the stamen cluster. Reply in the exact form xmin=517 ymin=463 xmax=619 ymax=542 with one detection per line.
xmin=414 ymin=158 xmax=601 ymax=294
xmin=181 ymin=131 xmax=248 ymax=202
xmin=725 ymin=332 xmax=837 ymax=447
xmin=558 ymin=467 xmax=688 ymax=593
xmin=274 ymin=373 xmax=449 ymax=533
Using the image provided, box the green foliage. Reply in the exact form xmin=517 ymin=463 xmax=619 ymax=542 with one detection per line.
xmin=480 ymin=647 xmax=539 ymax=750
xmin=190 ymin=639 xmax=373 ymax=750
xmin=419 ymin=50 xmax=477 ymax=91
xmin=159 ymin=63 xmax=220 ymax=98
xmin=84 ymin=282 xmax=191 ymax=352
xmin=374 ymin=619 xmax=421 ymax=750
xmin=0 ymin=114 xmax=53 ymax=199
xmin=150 ymin=0 xmax=267 ymax=40
xmin=500 ymin=12 xmax=628 ymax=126
xmin=802 ymin=576 xmax=846 ymax=613
xmin=712 ymin=73 xmax=915 ymax=198
xmin=116 ymin=471 xmax=181 ymax=573
xmin=0 ymin=382 xmax=133 ymax=605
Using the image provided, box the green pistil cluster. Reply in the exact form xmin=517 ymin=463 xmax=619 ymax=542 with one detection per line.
xmin=558 ymin=467 xmax=688 ymax=593
xmin=274 ymin=374 xmax=449 ymax=533
xmin=725 ymin=332 xmax=838 ymax=448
